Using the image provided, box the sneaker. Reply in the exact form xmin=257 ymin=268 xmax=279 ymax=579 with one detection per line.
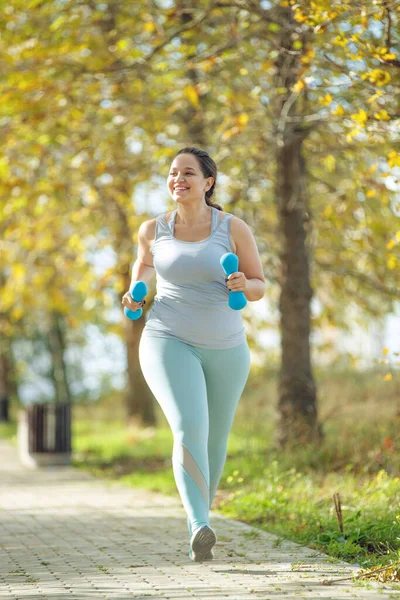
xmin=189 ymin=525 xmax=217 ymax=562
xmin=189 ymin=547 xmax=214 ymax=561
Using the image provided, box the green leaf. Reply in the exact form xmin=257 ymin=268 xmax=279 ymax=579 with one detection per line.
xmin=268 ymin=23 xmax=281 ymax=32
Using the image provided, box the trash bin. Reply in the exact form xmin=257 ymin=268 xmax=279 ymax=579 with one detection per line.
xmin=18 ymin=403 xmax=72 ymax=468
xmin=0 ymin=395 xmax=9 ymax=422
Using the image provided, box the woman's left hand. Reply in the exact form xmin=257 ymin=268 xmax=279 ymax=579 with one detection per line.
xmin=225 ymin=271 xmax=248 ymax=292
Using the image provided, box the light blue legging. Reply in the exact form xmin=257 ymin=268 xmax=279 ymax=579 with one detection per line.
xmin=138 ymin=333 xmax=251 ymax=539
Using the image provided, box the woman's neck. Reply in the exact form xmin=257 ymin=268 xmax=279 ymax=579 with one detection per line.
xmin=175 ymin=202 xmax=211 ymax=227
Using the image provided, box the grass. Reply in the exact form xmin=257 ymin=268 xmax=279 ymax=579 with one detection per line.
xmin=0 ymin=421 xmax=17 ymax=440
xmin=2 ymin=366 xmax=400 ymax=573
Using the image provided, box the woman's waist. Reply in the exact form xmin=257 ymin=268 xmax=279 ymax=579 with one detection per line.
xmin=146 ymin=299 xmax=244 ymax=336
xmin=152 ymin=294 xmax=233 ymax=311
xmin=154 ymin=282 xmax=229 ymax=307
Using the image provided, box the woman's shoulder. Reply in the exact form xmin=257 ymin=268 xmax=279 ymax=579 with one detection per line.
xmin=140 ymin=212 xmax=172 ymax=243
xmin=138 ymin=216 xmax=158 ymax=242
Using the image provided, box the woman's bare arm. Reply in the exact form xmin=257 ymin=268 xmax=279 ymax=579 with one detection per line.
xmin=129 ymin=220 xmax=156 ymax=288
xmin=122 ymin=220 xmax=156 ymax=312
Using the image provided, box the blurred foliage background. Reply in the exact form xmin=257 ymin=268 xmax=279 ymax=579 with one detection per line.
xmin=0 ymin=0 xmax=399 ymax=572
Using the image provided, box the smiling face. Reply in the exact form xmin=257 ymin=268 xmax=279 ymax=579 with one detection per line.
xmin=167 ymin=153 xmax=214 ymax=203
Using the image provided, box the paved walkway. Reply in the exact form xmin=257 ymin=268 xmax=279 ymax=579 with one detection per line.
xmin=0 ymin=439 xmax=398 ymax=600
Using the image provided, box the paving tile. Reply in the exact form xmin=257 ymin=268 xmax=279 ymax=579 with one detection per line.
xmin=0 ymin=440 xmax=398 ymax=600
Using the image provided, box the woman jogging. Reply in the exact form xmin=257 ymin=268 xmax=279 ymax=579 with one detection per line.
xmin=121 ymin=147 xmax=265 ymax=562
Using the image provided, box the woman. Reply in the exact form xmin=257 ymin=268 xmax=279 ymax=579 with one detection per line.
xmin=121 ymin=147 xmax=265 ymax=562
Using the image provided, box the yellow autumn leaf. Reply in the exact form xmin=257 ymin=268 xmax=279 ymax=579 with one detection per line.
xmin=12 ymin=264 xmax=26 ymax=282
xmin=369 ymin=163 xmax=378 ymax=173
xmin=323 ymin=205 xmax=333 ymax=218
xmin=154 ymin=62 xmax=168 ymax=72
xmin=293 ymin=9 xmax=307 ymax=22
xmin=346 ymin=128 xmax=360 ymax=142
xmin=319 ymin=93 xmax=333 ymax=106
xmin=386 ymin=239 xmax=396 ymax=250
xmin=384 ymin=373 xmax=392 ymax=381
xmin=143 ymin=22 xmax=156 ymax=32
xmin=116 ymin=39 xmax=129 ymax=51
xmin=184 ymin=85 xmax=199 ymax=108
xmin=200 ymin=59 xmax=214 ymax=73
xmin=68 ymin=234 xmax=83 ymax=250
xmin=332 ymin=104 xmax=345 ymax=116
xmin=388 ymin=151 xmax=400 ymax=168
xmin=85 ymin=188 xmax=98 ymax=205
xmin=237 ymin=113 xmax=249 ymax=126
xmin=387 ymin=254 xmax=397 ymax=270
xmin=366 ymin=91 xmax=384 ymax=103
xmin=382 ymin=347 xmax=389 ymax=355
xmin=365 ymin=69 xmax=391 ymax=87
xmin=301 ymin=48 xmax=315 ymax=64
xmin=239 ymin=68 xmax=248 ymax=75
xmin=382 ymin=53 xmax=396 ymax=60
xmin=395 ymin=232 xmax=400 ymax=241
xmin=49 ymin=15 xmax=65 ymax=31
xmin=292 ymin=80 xmax=305 ymax=93
xmin=350 ymin=109 xmax=368 ymax=126
xmin=374 ymin=109 xmax=390 ymax=121
xmin=222 ymin=127 xmax=239 ymax=141
xmin=333 ymin=35 xmax=347 ymax=47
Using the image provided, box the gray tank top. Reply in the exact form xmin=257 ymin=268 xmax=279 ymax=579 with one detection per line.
xmin=142 ymin=206 xmax=246 ymax=349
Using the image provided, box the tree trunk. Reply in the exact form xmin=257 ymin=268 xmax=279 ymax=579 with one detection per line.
xmin=276 ymin=134 xmax=322 ymax=446
xmin=274 ymin=9 xmax=322 ymax=447
xmin=0 ymin=307 xmax=19 ymax=420
xmin=92 ymin=2 xmax=157 ymax=426
xmin=48 ymin=312 xmax=71 ymax=404
xmin=176 ymin=1 xmax=208 ymax=148
xmin=0 ymin=339 xmax=12 ymax=421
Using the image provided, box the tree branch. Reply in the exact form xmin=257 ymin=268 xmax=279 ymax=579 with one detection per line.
xmin=214 ymin=0 xmax=284 ymax=27
xmin=308 ymin=172 xmax=347 ymax=197
xmin=187 ymin=38 xmax=238 ymax=63
xmin=314 ymin=259 xmax=400 ymax=299
xmin=383 ymin=0 xmax=392 ymax=49
xmin=100 ymin=8 xmax=213 ymax=74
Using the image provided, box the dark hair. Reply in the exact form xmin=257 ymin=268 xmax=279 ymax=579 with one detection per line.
xmin=174 ymin=147 xmax=223 ymax=211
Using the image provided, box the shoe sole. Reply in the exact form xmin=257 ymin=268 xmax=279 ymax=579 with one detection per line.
xmin=190 ymin=549 xmax=213 ymax=561
xmin=191 ymin=526 xmax=217 ymax=562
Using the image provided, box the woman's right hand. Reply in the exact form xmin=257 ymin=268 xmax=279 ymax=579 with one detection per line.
xmin=121 ymin=291 xmax=146 ymax=312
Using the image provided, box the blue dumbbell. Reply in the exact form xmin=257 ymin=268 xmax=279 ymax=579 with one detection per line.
xmin=220 ymin=252 xmax=247 ymax=310
xmin=124 ymin=281 xmax=148 ymax=320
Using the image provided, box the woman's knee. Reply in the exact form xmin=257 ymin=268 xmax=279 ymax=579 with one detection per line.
xmin=173 ymin=422 xmax=207 ymax=448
